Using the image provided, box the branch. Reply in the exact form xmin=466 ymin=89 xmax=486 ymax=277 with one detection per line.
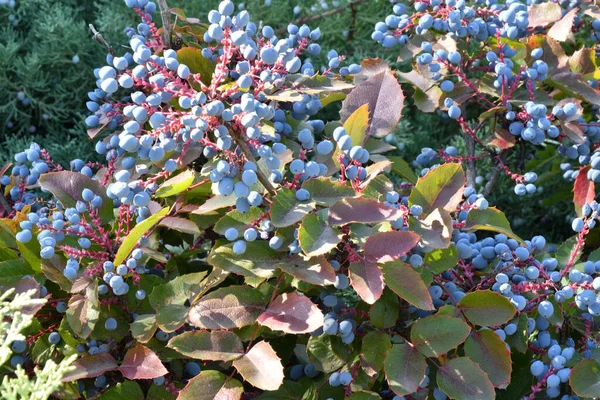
xmin=156 ymin=0 xmax=172 ymax=49
xmin=483 ymin=151 xmax=507 ymax=197
xmin=231 ymin=132 xmax=277 ymax=196
xmin=279 ymin=0 xmax=370 ymax=32
xmin=89 ymin=24 xmax=115 ymax=56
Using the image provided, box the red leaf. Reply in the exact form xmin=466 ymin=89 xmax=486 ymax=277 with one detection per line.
xmin=574 ymin=166 xmax=595 ymax=216
xmin=62 ymin=353 xmax=118 ymax=382
xmin=329 ymin=198 xmax=406 ymax=226
xmin=118 ymin=344 xmax=168 ymax=380
xmin=257 ymin=292 xmax=324 ymax=333
xmin=364 ymin=231 xmax=421 ymax=263
xmin=349 ymin=261 xmax=384 ymax=304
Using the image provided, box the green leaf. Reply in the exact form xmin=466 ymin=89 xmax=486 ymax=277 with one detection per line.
xmin=425 ymin=246 xmax=459 ymax=274
xmin=408 ymin=209 xmax=453 ymax=250
xmin=17 ymin=238 xmax=41 ymax=272
xmin=301 ymin=178 xmax=356 ymax=207
xmin=38 ymin=171 xmax=113 ymax=223
xmin=156 ymin=304 xmax=189 ymax=333
xmin=179 ymin=370 xmax=243 ymax=400
xmin=459 ymin=290 xmax=517 ymax=326
xmin=97 ymin=381 xmax=144 ymax=400
xmin=214 ymin=207 xmax=262 ymax=235
xmin=410 ymin=315 xmax=471 ymax=358
xmin=188 ymin=285 xmax=267 ymax=329
xmin=347 ymin=391 xmax=381 ymax=400
xmin=381 ymin=261 xmax=434 ymax=310
xmin=437 ymin=357 xmax=495 ymax=400
xmin=207 ymin=240 xmax=281 ymax=278
xmin=556 ymin=236 xmax=582 ymax=266
xmin=177 ymin=47 xmax=217 ymax=87
xmin=191 ymin=195 xmax=237 ymax=215
xmin=570 ymin=359 xmax=600 ymax=397
xmin=233 ymin=341 xmax=284 ymax=391
xmin=360 ymin=331 xmax=391 ymax=377
xmin=384 ymin=343 xmax=427 ymax=397
xmin=298 ymin=213 xmax=342 ymax=257
xmin=66 ymin=280 xmax=99 ymax=339
xmin=307 ymin=334 xmax=349 ymax=373
xmin=408 ymin=163 xmax=465 ymax=216
xmin=465 ymin=329 xmax=512 ymax=388
xmin=130 ymin=314 xmax=157 ymax=343
xmin=158 ymin=217 xmax=200 ymax=235
xmin=505 ymin=314 xmax=528 ymax=353
xmin=0 ymin=259 xmax=34 ymax=285
xmin=270 ymin=188 xmax=316 ymax=227
xmin=114 ymin=207 xmax=169 ymax=265
xmin=463 ymin=207 xmax=523 ymax=243
xmin=155 ymin=169 xmax=195 ymax=197
xmin=370 ymin=288 xmax=399 ymax=329
xmin=149 ymin=271 xmax=208 ymax=310
xmin=168 ymin=330 xmax=244 ymax=361
xmin=388 ymin=156 xmax=417 ymax=184
xmin=343 ymin=104 xmax=370 ymax=146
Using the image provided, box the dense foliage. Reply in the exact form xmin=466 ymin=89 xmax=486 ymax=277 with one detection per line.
xmin=3 ymin=0 xmax=600 ymax=399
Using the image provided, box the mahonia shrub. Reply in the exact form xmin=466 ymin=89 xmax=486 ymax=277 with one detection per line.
xmin=4 ymin=0 xmax=600 ymax=399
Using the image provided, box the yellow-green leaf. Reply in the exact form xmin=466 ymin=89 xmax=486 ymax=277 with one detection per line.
xmin=114 ymin=207 xmax=169 ymax=265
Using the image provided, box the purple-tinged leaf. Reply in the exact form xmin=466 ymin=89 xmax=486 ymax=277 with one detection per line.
xmin=38 ymin=171 xmax=113 ymax=222
xmin=364 ymin=231 xmax=421 ymax=263
xmin=257 ymin=292 xmax=324 ymax=334
xmin=118 ymin=344 xmax=168 ymax=380
xmin=62 ymin=353 xmax=118 ymax=382
xmin=574 ymin=166 xmax=595 ymax=217
xmin=188 ymin=286 xmax=266 ymax=330
xmin=349 ymin=260 xmax=384 ymax=304
xmin=437 ymin=357 xmax=495 ymax=400
xmin=329 ymin=198 xmax=405 ymax=226
xmin=340 ymin=69 xmax=404 ymax=139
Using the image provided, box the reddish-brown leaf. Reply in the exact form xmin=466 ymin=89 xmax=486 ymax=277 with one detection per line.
xmin=118 ymin=344 xmax=168 ymax=380
xmin=528 ymin=3 xmax=562 ymax=27
xmin=364 ymin=231 xmax=421 ymax=263
xmin=340 ymin=69 xmax=404 ymax=139
xmin=574 ymin=166 xmax=595 ymax=216
xmin=486 ymin=128 xmax=516 ymax=150
xmin=278 ymin=256 xmax=336 ymax=286
xmin=548 ymin=8 xmax=577 ymax=42
xmin=62 ymin=353 xmax=118 ymax=382
xmin=257 ymin=292 xmax=324 ymax=333
xmin=328 ymin=198 xmax=406 ymax=226
xmin=349 ymin=260 xmax=384 ymax=304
